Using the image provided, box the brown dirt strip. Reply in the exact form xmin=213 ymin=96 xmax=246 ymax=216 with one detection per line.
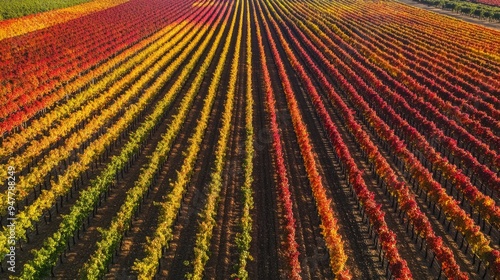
xmin=247 ymin=18 xmax=282 ymax=278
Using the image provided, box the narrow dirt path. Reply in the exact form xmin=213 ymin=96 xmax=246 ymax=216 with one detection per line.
xmin=247 ymin=32 xmax=282 ymax=279
xmin=203 ymin=16 xmax=248 ymax=278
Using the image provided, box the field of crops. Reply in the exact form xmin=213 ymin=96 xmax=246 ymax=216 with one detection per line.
xmin=412 ymin=0 xmax=500 ymax=20
xmin=475 ymin=0 xmax=500 ymax=7
xmin=0 ymin=0 xmax=499 ymax=279
xmin=0 ymin=0 xmax=96 ymax=20
xmin=0 ymin=0 xmax=129 ymax=40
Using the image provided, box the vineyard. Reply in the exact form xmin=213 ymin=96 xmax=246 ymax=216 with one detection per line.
xmin=411 ymin=0 xmax=500 ymax=21
xmin=0 ymin=0 xmax=95 ymax=20
xmin=475 ymin=0 xmax=500 ymax=7
xmin=0 ymin=0 xmax=499 ymax=279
